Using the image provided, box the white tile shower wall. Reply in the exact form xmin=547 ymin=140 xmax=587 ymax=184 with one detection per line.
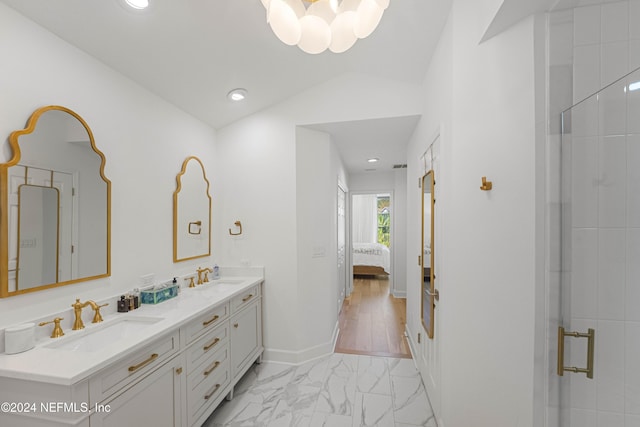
xmin=550 ymin=2 xmax=640 ymax=426
xmin=572 ymin=0 xmax=640 ymax=105
xmin=569 ymin=12 xmax=640 ymax=427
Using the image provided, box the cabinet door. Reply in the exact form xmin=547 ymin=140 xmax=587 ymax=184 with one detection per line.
xmin=230 ymin=301 xmax=261 ymax=379
xmin=90 ymin=357 xmax=184 ymax=427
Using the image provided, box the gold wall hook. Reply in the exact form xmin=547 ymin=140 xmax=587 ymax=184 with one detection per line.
xmin=480 ymin=176 xmax=493 ymax=191
xmin=229 ymin=220 xmax=242 ymax=236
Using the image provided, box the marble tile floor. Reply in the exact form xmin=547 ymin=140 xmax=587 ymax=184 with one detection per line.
xmin=202 ymin=353 xmax=437 ymax=427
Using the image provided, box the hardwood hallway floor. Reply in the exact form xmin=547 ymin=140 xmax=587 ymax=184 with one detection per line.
xmin=335 ymin=276 xmax=411 ymax=359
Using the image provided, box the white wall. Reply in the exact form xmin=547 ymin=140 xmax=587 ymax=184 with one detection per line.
xmin=216 ymin=73 xmax=422 ymax=363
xmin=0 ymin=3 xmax=218 ymax=328
xmin=405 ymin=1 xmax=546 ymax=425
xmin=405 ymin=8 xmax=453 ymax=423
xmin=296 ymin=127 xmax=347 ymax=356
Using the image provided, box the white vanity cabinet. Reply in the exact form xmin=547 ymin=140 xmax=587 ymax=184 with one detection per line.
xmin=89 ymin=330 xmax=183 ymax=427
xmin=230 ymin=284 xmax=262 ymax=382
xmin=0 ymin=276 xmax=264 ymax=427
xmin=89 ymin=354 xmax=185 ymax=427
xmin=184 ymin=313 xmax=231 ymax=427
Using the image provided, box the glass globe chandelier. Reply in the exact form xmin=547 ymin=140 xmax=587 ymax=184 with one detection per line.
xmin=260 ymin=0 xmax=390 ymax=54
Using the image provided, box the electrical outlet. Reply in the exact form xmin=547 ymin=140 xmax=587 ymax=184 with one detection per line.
xmin=139 ymin=273 xmax=155 ymax=287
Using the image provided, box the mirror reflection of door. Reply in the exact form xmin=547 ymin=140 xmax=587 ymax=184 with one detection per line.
xmin=421 ymin=170 xmax=435 ymax=339
xmin=17 ymin=185 xmax=59 ymax=290
xmin=10 ymin=167 xmax=74 ymax=291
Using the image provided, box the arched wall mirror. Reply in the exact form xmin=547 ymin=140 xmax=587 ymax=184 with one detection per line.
xmin=0 ymin=106 xmax=111 ymax=297
xmin=173 ymin=156 xmax=211 ymax=262
xmin=421 ymin=170 xmax=436 ymax=339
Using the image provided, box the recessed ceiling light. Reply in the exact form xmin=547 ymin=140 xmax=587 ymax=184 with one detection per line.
xmin=125 ymin=0 xmax=149 ymax=9
xmin=367 ymin=158 xmax=379 ymax=163
xmin=227 ymin=88 xmax=248 ymax=101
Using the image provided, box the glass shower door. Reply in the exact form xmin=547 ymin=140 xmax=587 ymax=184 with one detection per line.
xmin=557 ymin=67 xmax=640 ymax=426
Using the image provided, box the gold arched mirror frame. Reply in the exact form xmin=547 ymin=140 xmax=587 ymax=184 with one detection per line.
xmin=173 ymin=156 xmax=212 ymax=262
xmin=421 ymin=170 xmax=436 ymax=339
xmin=0 ymin=105 xmax=111 ymax=297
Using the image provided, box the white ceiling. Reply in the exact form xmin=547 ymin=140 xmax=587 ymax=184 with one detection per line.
xmin=0 ymin=0 xmax=448 ymax=173
xmin=305 ymin=116 xmax=420 ymax=173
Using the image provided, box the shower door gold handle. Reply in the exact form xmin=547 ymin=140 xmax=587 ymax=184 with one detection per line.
xmin=557 ymin=326 xmax=595 ymax=379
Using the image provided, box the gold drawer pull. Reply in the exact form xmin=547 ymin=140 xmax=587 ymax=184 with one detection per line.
xmin=128 ymin=353 xmax=159 ymax=372
xmin=203 ymin=337 xmax=220 ymax=351
xmin=204 ymin=383 xmax=221 ymax=400
xmin=202 ymin=314 xmax=220 ymax=326
xmin=242 ymin=294 xmax=253 ymax=302
xmin=204 ymin=361 xmax=221 ymax=376
xmin=233 ymin=323 xmax=239 ymax=328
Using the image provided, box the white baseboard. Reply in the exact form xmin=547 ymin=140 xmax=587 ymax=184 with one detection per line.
xmin=393 ymin=290 xmax=407 ymax=298
xmin=263 ymin=321 xmax=339 ymax=365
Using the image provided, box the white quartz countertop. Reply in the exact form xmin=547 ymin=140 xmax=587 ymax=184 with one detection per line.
xmin=0 ymin=275 xmax=263 ymax=385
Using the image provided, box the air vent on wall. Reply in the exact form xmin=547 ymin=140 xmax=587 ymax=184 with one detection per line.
xmin=393 ymin=164 xmax=407 ymax=169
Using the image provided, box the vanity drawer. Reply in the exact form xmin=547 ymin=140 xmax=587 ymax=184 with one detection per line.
xmin=188 ymin=360 xmax=230 ymax=427
xmin=230 ymin=284 xmax=260 ymax=313
xmin=89 ymin=330 xmax=179 ymax=403
xmin=187 ymin=343 xmax=229 ymax=391
xmin=186 ymin=322 xmax=229 ymax=373
xmin=184 ymin=302 xmax=229 ymax=344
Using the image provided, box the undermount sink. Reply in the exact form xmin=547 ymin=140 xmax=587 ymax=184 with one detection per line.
xmin=45 ymin=316 xmax=163 ymax=352
xmin=191 ymin=279 xmax=244 ymax=292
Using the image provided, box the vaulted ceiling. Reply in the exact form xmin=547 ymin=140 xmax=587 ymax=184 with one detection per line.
xmin=2 ymin=0 xmax=559 ymax=173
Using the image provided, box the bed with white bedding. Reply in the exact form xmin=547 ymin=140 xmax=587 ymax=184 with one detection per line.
xmin=352 ymin=242 xmax=390 ymax=276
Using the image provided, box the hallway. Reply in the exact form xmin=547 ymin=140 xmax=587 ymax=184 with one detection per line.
xmin=335 ymin=277 xmax=410 ymax=359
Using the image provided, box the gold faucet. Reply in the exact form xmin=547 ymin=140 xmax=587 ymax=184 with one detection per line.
xmin=196 ymin=267 xmax=213 ymax=285
xmin=39 ymin=317 xmax=65 ymax=338
xmin=71 ymin=299 xmax=109 ymax=330
xmin=202 ymin=268 xmax=213 ymax=283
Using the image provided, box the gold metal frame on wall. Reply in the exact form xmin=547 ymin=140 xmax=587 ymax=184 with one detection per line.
xmin=173 ymin=156 xmax=212 ymax=262
xmin=421 ymin=170 xmax=436 ymax=339
xmin=0 ymin=105 xmax=112 ymax=298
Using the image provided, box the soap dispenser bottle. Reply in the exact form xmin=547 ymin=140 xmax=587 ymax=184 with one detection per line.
xmin=213 ymin=264 xmax=219 ymax=280
xmin=118 ymin=296 xmax=129 ymax=313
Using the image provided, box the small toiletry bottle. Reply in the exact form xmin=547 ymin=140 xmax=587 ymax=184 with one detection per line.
xmin=213 ymin=264 xmax=219 ymax=279
xmin=127 ymin=294 xmax=135 ymax=311
xmin=172 ymin=277 xmax=179 ymax=294
xmin=132 ymin=288 xmax=140 ymax=309
xmin=118 ymin=296 xmax=129 ymax=313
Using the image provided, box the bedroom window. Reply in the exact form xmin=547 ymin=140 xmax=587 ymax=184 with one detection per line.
xmin=377 ymin=196 xmax=390 ymax=247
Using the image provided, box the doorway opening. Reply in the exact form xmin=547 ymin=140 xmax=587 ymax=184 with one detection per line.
xmin=335 ymin=192 xmax=410 ymax=358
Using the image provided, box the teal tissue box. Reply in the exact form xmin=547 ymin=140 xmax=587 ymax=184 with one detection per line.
xmin=141 ymin=284 xmax=178 ymax=304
